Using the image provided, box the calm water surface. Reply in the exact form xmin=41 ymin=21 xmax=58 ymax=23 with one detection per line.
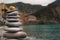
xmin=23 ymin=24 xmax=60 ymax=40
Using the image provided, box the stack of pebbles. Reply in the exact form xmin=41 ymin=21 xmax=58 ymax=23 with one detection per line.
xmin=3 ymin=10 xmax=27 ymax=40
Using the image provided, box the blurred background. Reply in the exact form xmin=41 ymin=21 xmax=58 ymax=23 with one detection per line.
xmin=0 ymin=0 xmax=60 ymax=40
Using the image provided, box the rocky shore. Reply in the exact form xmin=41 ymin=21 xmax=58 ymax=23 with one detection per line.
xmin=25 ymin=20 xmax=60 ymax=25
xmin=0 ymin=20 xmax=60 ymax=26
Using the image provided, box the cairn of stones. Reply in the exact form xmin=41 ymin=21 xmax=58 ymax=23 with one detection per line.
xmin=3 ymin=10 xmax=27 ymax=40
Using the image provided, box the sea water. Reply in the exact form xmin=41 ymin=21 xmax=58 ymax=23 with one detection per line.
xmin=23 ymin=24 xmax=60 ymax=40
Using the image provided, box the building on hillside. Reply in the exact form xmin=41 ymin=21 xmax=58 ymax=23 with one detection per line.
xmin=19 ymin=12 xmax=37 ymax=24
xmin=19 ymin=12 xmax=28 ymax=24
xmin=27 ymin=15 xmax=37 ymax=22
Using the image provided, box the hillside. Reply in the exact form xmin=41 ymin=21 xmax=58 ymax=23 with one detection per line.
xmin=6 ymin=2 xmax=44 ymax=13
xmin=32 ymin=0 xmax=60 ymax=24
xmin=5 ymin=1 xmax=60 ymax=24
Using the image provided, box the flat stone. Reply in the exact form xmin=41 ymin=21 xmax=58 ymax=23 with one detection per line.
xmin=6 ymin=19 xmax=19 ymax=22
xmin=6 ymin=22 xmax=22 ymax=26
xmin=3 ymin=32 xmax=27 ymax=38
xmin=8 ymin=13 xmax=18 ymax=16
xmin=6 ymin=16 xmax=20 ymax=18
xmin=5 ymin=39 xmax=18 ymax=40
xmin=4 ymin=27 xmax=23 ymax=32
